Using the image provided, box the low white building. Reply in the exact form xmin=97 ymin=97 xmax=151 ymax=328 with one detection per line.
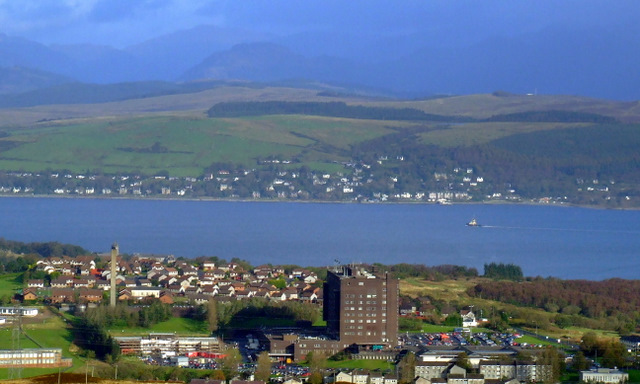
xmin=130 ymin=287 xmax=162 ymax=298
xmin=580 ymin=368 xmax=629 ymax=384
xmin=0 ymin=307 xmax=38 ymax=317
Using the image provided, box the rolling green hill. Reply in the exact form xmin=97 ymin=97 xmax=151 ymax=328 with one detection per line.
xmin=0 ymin=87 xmax=639 ymax=207
xmin=0 ymin=114 xmax=398 ymax=176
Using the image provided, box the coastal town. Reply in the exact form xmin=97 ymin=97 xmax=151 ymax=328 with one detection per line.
xmin=0 ymin=248 xmax=636 ymax=384
xmin=0 ymin=158 xmax=619 ymax=206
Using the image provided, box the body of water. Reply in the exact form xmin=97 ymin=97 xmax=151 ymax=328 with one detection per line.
xmin=0 ymin=197 xmax=638 ymax=280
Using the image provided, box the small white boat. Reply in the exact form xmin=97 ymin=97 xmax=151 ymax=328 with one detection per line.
xmin=466 ymin=218 xmax=481 ymax=227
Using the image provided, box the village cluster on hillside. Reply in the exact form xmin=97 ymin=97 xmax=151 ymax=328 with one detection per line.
xmin=20 ymin=254 xmax=322 ymax=306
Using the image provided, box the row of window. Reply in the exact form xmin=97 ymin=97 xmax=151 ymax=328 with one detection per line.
xmin=343 ymin=293 xmax=387 ymax=298
xmin=344 ymin=300 xmax=379 ymax=305
xmin=344 ymin=319 xmax=379 ymax=324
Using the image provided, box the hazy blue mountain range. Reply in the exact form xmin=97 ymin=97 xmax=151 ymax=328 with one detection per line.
xmin=0 ymin=66 xmax=72 ymax=94
xmin=0 ymin=20 xmax=639 ymax=101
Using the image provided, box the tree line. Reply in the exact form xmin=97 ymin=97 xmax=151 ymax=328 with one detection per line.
xmin=467 ymin=277 xmax=640 ymax=332
xmin=486 ymin=110 xmax=617 ymax=123
xmin=0 ymin=238 xmax=88 ymax=259
xmin=207 ymin=101 xmax=465 ymax=122
xmin=483 ymin=262 xmax=523 ymax=281
xmin=381 ymin=263 xmax=478 ymax=280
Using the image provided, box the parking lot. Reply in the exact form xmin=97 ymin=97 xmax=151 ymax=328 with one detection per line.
xmin=400 ymin=330 xmax=523 ymax=349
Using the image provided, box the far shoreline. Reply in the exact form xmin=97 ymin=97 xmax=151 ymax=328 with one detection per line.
xmin=0 ymin=192 xmax=636 ymax=211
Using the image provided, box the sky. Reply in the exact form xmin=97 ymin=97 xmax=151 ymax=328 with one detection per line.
xmin=0 ymin=0 xmax=636 ymax=48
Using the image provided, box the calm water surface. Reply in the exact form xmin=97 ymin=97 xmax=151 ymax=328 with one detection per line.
xmin=1 ymin=197 xmax=639 ymax=280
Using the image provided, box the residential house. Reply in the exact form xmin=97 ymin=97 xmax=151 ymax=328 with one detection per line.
xmin=96 ymin=280 xmax=111 ymax=290
xmin=201 ymin=286 xmax=219 ymax=296
xmin=159 ymin=292 xmax=174 ymax=305
xmin=299 ymin=291 xmax=317 ymax=303
xmin=131 ymin=287 xmax=162 ymax=299
xmin=202 ymin=262 xmax=217 ymax=271
xmin=187 ymin=293 xmax=211 ymax=305
xmin=73 ymin=279 xmax=90 ymax=289
xmin=50 ymin=288 xmax=76 ymax=304
xmin=78 ymin=289 xmax=103 ymax=303
xmin=119 ymin=290 xmax=133 ymax=301
xmin=22 ymin=289 xmax=38 ymax=301
xmin=211 ymin=268 xmax=227 ymax=280
xmin=217 ymin=286 xmax=235 ymax=297
xmin=51 ymin=278 xmax=71 ymax=288
xmin=27 ymin=280 xmax=45 ymax=289
xmin=461 ymin=308 xmax=478 ymax=327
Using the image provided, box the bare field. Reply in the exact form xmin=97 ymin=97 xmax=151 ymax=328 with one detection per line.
xmin=2 ymin=89 xmax=639 ymax=130
xmin=0 ymin=85 xmax=358 ymax=129
xmin=400 ymin=278 xmax=477 ymax=301
xmin=362 ymin=94 xmax=640 ymax=123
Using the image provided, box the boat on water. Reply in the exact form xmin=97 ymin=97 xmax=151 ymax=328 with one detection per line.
xmin=466 ymin=218 xmax=481 ymax=227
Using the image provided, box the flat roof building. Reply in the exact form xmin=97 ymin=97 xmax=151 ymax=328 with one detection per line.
xmin=323 ymin=265 xmax=398 ymax=347
xmin=115 ymin=333 xmax=221 ymax=357
xmin=0 ymin=349 xmax=71 ymax=368
xmin=580 ymin=368 xmax=629 ymax=384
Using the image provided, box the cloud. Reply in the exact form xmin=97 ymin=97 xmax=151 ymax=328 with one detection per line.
xmin=0 ymin=0 xmax=87 ymax=35
xmin=87 ymin=0 xmax=170 ymax=23
xmin=0 ymin=0 xmax=637 ymax=47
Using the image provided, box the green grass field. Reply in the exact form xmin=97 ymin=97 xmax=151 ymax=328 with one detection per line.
xmin=627 ymin=369 xmax=640 ymax=383
xmin=0 ymin=327 xmax=40 ymax=349
xmin=107 ymin=316 xmax=209 ymax=336
xmin=516 ymin=334 xmax=556 ymax=346
xmin=420 ymin=324 xmax=456 ymax=333
xmin=0 ymin=273 xmax=22 ymax=297
xmin=23 ymin=317 xmax=75 ymax=355
xmin=0 ymin=114 xmax=396 ymax=176
xmin=0 ymin=310 xmax=84 ymax=380
xmin=325 ymin=359 xmax=394 ymax=370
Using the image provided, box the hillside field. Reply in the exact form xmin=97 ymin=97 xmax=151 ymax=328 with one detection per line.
xmin=0 ymin=114 xmax=397 ymax=176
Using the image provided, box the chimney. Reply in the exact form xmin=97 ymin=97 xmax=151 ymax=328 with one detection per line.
xmin=110 ymin=242 xmax=119 ymax=307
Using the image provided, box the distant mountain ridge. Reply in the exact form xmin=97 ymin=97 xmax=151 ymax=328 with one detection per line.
xmin=181 ymin=42 xmax=362 ymax=85
xmin=0 ymin=21 xmax=639 ymax=100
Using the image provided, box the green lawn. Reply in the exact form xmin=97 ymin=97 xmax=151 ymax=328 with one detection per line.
xmin=0 ymin=273 xmax=22 ymax=297
xmin=627 ymin=369 xmax=640 ymax=383
xmin=420 ymin=324 xmax=456 ymax=333
xmin=312 ymin=319 xmax=327 ymax=327
xmin=326 ymin=359 xmax=394 ymax=370
xmin=108 ymin=316 xmax=209 ymax=336
xmin=516 ymin=334 xmax=556 ymax=346
xmin=0 ymin=327 xmax=40 ymax=349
